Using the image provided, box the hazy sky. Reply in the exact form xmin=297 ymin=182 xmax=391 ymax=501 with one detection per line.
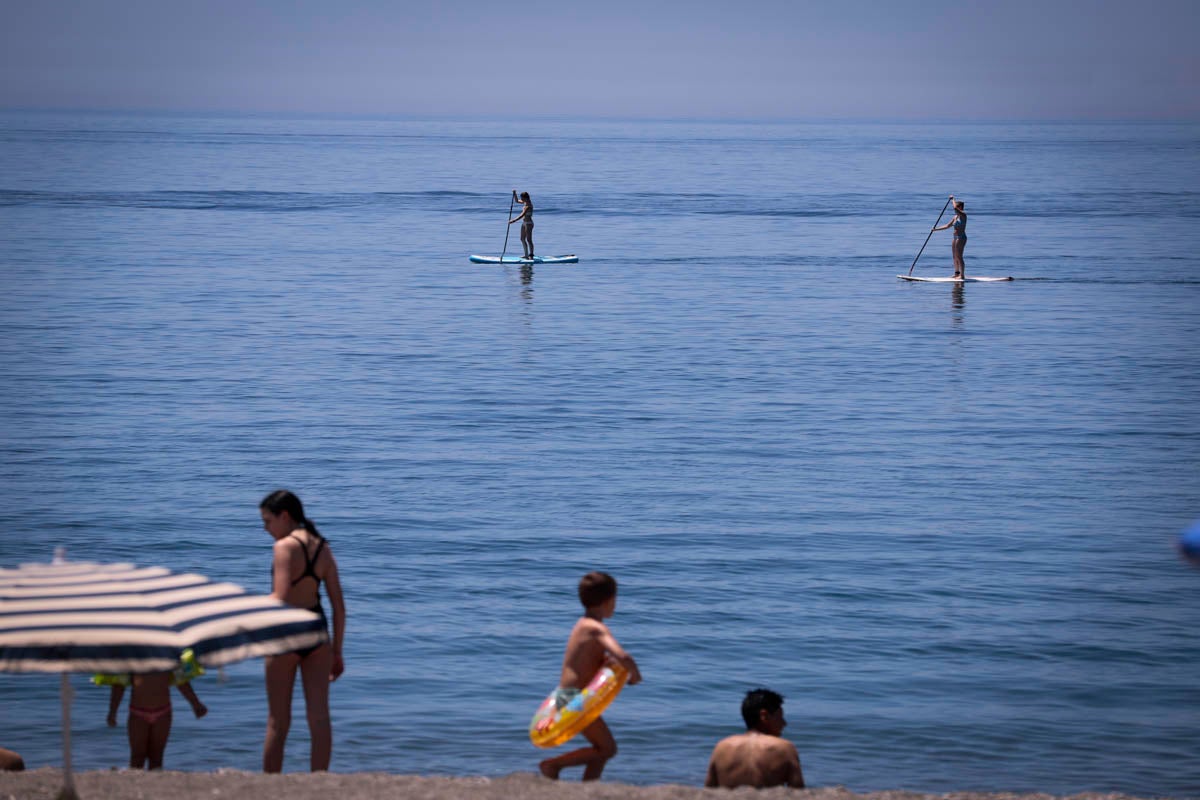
xmin=2 ymin=0 xmax=1197 ymax=119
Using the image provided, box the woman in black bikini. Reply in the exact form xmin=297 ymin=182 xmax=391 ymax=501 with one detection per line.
xmin=260 ymin=490 xmax=346 ymax=772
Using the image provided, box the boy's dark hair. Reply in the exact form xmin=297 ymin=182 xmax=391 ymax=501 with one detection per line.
xmin=741 ymin=688 xmax=784 ymax=730
xmin=578 ymin=571 xmax=617 ymax=609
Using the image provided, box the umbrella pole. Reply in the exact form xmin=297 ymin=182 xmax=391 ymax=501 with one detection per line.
xmin=57 ymin=672 xmax=80 ymax=800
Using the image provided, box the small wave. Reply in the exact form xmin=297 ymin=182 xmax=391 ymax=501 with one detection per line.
xmin=0 ymin=189 xmax=496 ymax=213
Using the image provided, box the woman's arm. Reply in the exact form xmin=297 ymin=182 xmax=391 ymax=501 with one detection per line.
xmin=935 ymin=214 xmax=962 ymax=232
xmin=933 ymin=195 xmax=956 ymax=230
xmin=324 ymin=553 xmax=347 ymax=681
xmin=270 ymin=539 xmax=295 ymax=602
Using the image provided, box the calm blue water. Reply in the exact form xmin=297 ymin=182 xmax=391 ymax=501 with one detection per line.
xmin=1 ymin=112 xmax=1198 ymax=797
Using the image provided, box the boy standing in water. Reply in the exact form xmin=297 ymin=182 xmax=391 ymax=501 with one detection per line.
xmin=538 ymin=571 xmax=642 ymax=781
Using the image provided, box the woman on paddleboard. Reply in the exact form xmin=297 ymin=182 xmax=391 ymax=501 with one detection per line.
xmin=933 ymin=196 xmax=967 ymax=279
xmin=509 ymin=190 xmax=534 ymax=259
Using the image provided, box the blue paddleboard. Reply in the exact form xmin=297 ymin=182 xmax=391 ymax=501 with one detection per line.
xmin=897 ymin=275 xmax=1013 ymax=282
xmin=469 ymin=254 xmax=579 ymax=264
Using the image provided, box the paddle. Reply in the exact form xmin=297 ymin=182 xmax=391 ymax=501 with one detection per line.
xmin=907 ymin=195 xmax=954 ymax=276
xmin=501 ymin=189 xmax=516 ymax=263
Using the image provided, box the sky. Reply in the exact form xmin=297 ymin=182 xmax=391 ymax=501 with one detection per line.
xmin=1 ymin=0 xmax=1197 ymax=120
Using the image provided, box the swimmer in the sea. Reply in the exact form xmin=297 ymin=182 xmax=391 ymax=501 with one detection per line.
xmin=705 ymin=688 xmax=804 ymax=789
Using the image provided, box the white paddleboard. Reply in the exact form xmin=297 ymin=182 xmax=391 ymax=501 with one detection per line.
xmin=897 ymin=275 xmax=1013 ymax=283
xmin=469 ymin=254 xmax=579 ymax=264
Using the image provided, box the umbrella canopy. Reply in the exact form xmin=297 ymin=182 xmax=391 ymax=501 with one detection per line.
xmin=0 ymin=551 xmax=327 ymax=799
xmin=0 ymin=555 xmax=326 ymax=672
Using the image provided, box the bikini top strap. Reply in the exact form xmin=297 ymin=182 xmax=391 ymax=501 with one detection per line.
xmin=288 ymin=533 xmax=325 ymax=587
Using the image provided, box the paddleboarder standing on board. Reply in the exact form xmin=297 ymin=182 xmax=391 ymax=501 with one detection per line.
xmin=509 ymin=190 xmax=534 ymax=260
xmin=932 ymin=196 xmax=968 ymax=279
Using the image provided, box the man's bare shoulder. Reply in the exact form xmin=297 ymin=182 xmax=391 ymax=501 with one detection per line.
xmin=708 ymin=732 xmax=801 ymax=790
xmin=714 ymin=732 xmax=797 ymax=755
xmin=712 ymin=732 xmax=744 ymax=750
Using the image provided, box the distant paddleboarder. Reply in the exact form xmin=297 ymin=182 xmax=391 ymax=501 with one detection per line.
xmin=470 ymin=191 xmax=577 ymax=265
xmin=509 ymin=190 xmax=534 ymax=259
xmin=932 ymin=196 xmax=968 ymax=278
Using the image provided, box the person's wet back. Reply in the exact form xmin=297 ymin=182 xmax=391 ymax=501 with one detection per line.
xmin=705 ymin=688 xmax=804 ymax=789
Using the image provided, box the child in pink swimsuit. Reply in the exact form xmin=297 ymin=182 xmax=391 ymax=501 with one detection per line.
xmin=105 ymin=669 xmax=207 ymax=769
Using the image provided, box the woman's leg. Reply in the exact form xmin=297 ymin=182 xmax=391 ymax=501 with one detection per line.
xmin=263 ymin=653 xmax=300 ymax=773
xmin=298 ymin=645 xmax=335 ymax=771
xmin=954 ymin=238 xmax=967 ymax=277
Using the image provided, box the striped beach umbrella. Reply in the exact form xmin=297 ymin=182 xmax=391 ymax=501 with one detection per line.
xmin=0 ymin=548 xmax=326 ymax=799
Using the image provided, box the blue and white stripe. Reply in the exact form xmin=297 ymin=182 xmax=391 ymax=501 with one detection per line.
xmin=0 ymin=559 xmax=326 ymax=673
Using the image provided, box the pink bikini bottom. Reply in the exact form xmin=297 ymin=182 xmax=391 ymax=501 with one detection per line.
xmin=129 ymin=704 xmax=171 ymax=725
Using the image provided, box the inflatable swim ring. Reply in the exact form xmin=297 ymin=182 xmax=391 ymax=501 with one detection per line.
xmin=529 ymin=662 xmax=628 ymax=748
xmin=91 ymin=648 xmax=205 ymax=687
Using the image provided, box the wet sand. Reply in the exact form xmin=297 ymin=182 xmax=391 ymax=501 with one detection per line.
xmin=0 ymin=769 xmax=1164 ymax=800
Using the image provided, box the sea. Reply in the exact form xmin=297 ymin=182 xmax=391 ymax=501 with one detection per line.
xmin=0 ymin=112 xmax=1198 ymax=798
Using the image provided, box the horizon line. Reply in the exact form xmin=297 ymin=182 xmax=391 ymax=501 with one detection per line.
xmin=1 ymin=106 xmax=1197 ymax=126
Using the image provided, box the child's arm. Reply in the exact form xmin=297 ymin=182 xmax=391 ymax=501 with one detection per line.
xmin=175 ymin=682 xmax=208 ymax=718
xmin=107 ymin=685 xmax=125 ymax=727
xmin=595 ymin=625 xmax=642 ymax=685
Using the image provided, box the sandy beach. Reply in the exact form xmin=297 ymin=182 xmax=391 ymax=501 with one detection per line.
xmin=0 ymin=770 xmax=1165 ymax=800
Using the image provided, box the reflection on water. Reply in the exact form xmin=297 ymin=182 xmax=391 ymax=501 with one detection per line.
xmin=520 ymin=265 xmax=534 ymax=302
xmin=951 ymin=282 xmax=965 ymax=324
